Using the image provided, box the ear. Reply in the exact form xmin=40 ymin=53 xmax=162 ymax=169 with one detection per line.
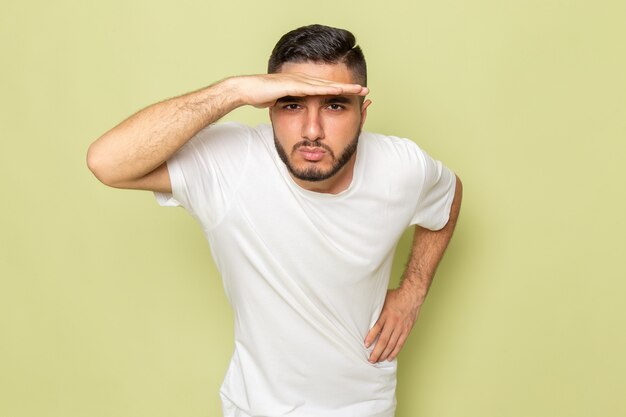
xmin=360 ymin=99 xmax=372 ymax=130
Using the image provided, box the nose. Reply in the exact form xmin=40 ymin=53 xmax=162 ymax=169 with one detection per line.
xmin=301 ymin=109 xmax=325 ymax=142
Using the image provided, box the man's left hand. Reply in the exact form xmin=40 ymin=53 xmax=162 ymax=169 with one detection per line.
xmin=364 ymin=288 xmax=422 ymax=363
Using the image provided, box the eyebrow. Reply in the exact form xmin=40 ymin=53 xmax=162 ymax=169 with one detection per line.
xmin=276 ymin=96 xmax=304 ymax=103
xmin=322 ymin=96 xmax=353 ymax=105
xmin=276 ymin=95 xmax=355 ymax=105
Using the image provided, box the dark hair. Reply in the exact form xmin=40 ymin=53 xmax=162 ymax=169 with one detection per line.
xmin=268 ymin=24 xmax=367 ymax=86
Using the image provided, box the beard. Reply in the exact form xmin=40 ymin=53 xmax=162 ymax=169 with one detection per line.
xmin=273 ymin=130 xmax=361 ymax=182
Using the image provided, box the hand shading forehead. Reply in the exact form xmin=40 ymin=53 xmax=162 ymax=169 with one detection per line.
xmin=278 ymin=61 xmax=358 ymax=84
xmin=276 ymin=95 xmax=356 ymax=104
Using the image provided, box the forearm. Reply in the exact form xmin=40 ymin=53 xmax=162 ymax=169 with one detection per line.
xmin=400 ymin=175 xmax=463 ymax=305
xmin=365 ymin=176 xmax=462 ymax=362
xmin=87 ymin=77 xmax=243 ymax=186
xmin=87 ymin=73 xmax=368 ymax=188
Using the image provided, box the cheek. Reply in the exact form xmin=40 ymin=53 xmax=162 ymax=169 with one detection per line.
xmin=271 ymin=113 xmax=300 ymax=135
xmin=324 ymin=114 xmax=362 ymax=135
xmin=271 ymin=117 xmax=300 ymax=151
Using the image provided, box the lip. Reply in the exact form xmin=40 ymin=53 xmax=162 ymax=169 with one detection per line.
xmin=298 ymin=147 xmax=326 ymax=162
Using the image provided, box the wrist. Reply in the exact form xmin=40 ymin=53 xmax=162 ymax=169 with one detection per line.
xmin=220 ymin=76 xmax=248 ymax=108
xmin=217 ymin=75 xmax=269 ymax=109
xmin=208 ymin=76 xmax=247 ymax=109
xmin=398 ymin=277 xmax=427 ymax=306
xmin=180 ymin=77 xmax=244 ymax=118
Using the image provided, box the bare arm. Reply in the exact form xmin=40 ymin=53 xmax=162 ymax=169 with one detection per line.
xmin=365 ymin=175 xmax=463 ymax=362
xmin=86 ymin=74 xmax=368 ymax=192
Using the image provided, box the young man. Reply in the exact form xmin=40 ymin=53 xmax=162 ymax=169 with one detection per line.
xmin=88 ymin=24 xmax=462 ymax=417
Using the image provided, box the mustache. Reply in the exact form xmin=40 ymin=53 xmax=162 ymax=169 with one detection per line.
xmin=292 ymin=140 xmax=335 ymax=157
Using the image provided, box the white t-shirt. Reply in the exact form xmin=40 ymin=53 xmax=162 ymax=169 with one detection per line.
xmin=156 ymin=122 xmax=456 ymax=417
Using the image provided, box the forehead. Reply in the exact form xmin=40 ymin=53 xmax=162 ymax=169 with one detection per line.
xmin=277 ymin=61 xmax=357 ymax=84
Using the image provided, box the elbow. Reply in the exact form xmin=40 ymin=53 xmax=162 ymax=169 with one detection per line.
xmin=453 ymin=175 xmax=463 ymax=210
xmin=454 ymin=175 xmax=463 ymax=201
xmin=455 ymin=175 xmax=463 ymax=194
xmin=86 ymin=143 xmax=117 ymax=187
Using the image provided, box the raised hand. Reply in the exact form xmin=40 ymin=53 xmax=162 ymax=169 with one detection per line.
xmin=233 ymin=73 xmax=369 ymax=109
xmin=87 ymin=70 xmax=368 ymax=193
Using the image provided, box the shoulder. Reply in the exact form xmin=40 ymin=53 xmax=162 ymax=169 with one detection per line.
xmin=360 ymin=130 xmax=429 ymax=167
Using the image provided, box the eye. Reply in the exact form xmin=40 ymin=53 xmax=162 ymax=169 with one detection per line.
xmin=326 ymin=104 xmax=345 ymax=111
xmin=283 ymin=103 xmax=301 ymax=111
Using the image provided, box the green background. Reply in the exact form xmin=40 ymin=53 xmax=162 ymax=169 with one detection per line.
xmin=2 ymin=0 xmax=625 ymax=416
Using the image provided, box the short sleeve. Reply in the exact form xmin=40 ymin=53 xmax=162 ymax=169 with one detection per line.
xmin=154 ymin=122 xmax=251 ymax=229
xmin=409 ymin=145 xmax=457 ymax=230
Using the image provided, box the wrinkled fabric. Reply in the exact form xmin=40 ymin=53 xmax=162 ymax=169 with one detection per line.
xmin=156 ymin=122 xmax=456 ymax=417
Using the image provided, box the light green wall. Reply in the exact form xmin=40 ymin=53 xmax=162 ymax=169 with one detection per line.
xmin=2 ymin=1 xmax=625 ymax=416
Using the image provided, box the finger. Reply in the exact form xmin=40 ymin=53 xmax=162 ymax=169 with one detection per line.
xmin=289 ymin=75 xmax=367 ymax=96
xmin=300 ymin=76 xmax=368 ymax=95
xmin=337 ymin=84 xmax=369 ymax=95
xmin=364 ymin=321 xmax=383 ymax=348
xmin=295 ymin=85 xmax=344 ymax=96
xmin=292 ymin=73 xmax=359 ymax=87
xmin=368 ymin=325 xmax=393 ymax=363
xmin=378 ymin=329 xmax=401 ymax=362
xmin=330 ymin=84 xmax=368 ymax=96
xmin=388 ymin=332 xmax=409 ymax=361
xmin=295 ymin=83 xmax=366 ymax=97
